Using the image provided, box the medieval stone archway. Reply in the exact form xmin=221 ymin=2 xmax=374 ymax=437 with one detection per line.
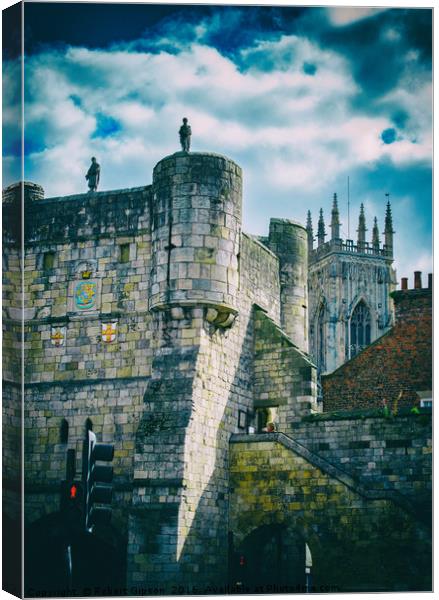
xmin=231 ymin=519 xmax=324 ymax=594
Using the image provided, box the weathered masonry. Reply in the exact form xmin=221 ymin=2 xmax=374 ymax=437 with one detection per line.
xmin=307 ymin=196 xmax=396 ymax=376
xmin=2 ymin=151 xmax=431 ymax=594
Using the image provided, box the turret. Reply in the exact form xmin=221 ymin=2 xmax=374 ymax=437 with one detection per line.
xmin=357 ymin=203 xmax=367 ymax=252
xmin=149 ymin=152 xmax=242 ymax=317
xmin=317 ymin=209 xmax=326 ymax=247
xmin=306 ymin=210 xmax=314 ymax=254
xmin=384 ymin=198 xmax=394 ymax=258
xmin=372 ymin=216 xmax=380 ymax=253
xmin=330 ymin=193 xmax=341 ymax=240
xmin=268 ymin=219 xmax=308 ymax=353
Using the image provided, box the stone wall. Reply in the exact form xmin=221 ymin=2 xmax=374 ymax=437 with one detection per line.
xmin=230 ymin=431 xmax=431 ymax=592
xmin=4 ymin=151 xmax=427 ymax=595
xmin=292 ymin=414 xmax=432 ymax=505
xmin=322 ymin=287 xmax=432 ymax=410
xmin=253 ymin=308 xmax=317 ymax=430
xmin=2 ymin=152 xmax=315 ymax=591
xmin=2 ymin=185 xmax=153 ymax=534
xmin=127 ymin=154 xmax=301 ymax=589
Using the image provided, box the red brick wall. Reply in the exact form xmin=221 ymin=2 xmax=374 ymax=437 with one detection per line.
xmin=322 ymin=289 xmax=432 ymax=411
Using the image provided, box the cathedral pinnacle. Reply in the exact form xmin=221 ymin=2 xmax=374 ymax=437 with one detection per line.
xmin=372 ymin=217 xmax=380 ymax=252
xmin=384 ymin=196 xmax=394 ymax=258
xmin=330 ymin=193 xmax=341 ymax=240
xmin=385 ymin=199 xmax=394 ymax=234
xmin=317 ymin=208 xmax=326 ymax=246
xmin=357 ymin=203 xmax=367 ymax=250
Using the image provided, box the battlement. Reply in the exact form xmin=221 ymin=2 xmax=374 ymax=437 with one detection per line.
xmin=309 ymin=237 xmax=392 ymax=264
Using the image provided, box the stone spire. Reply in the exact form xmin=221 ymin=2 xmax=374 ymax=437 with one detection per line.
xmin=330 ymin=193 xmax=341 ymax=240
xmin=384 ymin=197 xmax=394 ymax=257
xmin=372 ymin=216 xmax=380 ymax=253
xmin=357 ymin=203 xmax=367 ymax=251
xmin=306 ymin=210 xmax=314 ymax=253
xmin=317 ymin=208 xmax=326 ymax=246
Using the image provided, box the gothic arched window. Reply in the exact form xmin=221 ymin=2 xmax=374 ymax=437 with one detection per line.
xmin=349 ymin=301 xmax=371 ymax=358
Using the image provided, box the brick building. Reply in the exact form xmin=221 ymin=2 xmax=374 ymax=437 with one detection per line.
xmin=322 ymin=272 xmax=432 ymax=411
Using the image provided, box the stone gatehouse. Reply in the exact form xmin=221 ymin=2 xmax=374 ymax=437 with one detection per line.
xmin=2 ymin=151 xmax=431 ymax=594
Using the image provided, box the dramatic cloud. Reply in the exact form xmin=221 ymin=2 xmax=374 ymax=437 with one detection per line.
xmin=2 ymin=5 xmax=432 ymax=280
xmin=325 ymin=7 xmax=389 ymax=27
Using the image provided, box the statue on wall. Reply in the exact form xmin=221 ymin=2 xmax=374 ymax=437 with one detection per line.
xmin=179 ymin=118 xmax=192 ymax=152
xmin=85 ymin=157 xmax=100 ymax=191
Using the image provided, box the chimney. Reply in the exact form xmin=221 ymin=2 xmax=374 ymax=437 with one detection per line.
xmin=428 ymin=273 xmax=432 ymax=289
xmin=401 ymin=277 xmax=408 ymax=290
xmin=414 ymin=271 xmax=422 ymax=289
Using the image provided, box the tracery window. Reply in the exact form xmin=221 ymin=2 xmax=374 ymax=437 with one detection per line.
xmin=349 ymin=301 xmax=371 ymax=358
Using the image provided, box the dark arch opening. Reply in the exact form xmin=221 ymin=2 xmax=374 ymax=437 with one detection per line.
xmin=85 ymin=418 xmax=93 ymax=433
xmin=232 ymin=524 xmax=308 ymax=591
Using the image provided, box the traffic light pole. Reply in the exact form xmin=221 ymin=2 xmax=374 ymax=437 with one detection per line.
xmin=83 ymin=429 xmax=97 ymax=532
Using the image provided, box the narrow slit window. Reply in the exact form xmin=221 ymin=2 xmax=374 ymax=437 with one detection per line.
xmin=60 ymin=419 xmax=69 ymax=444
xmin=119 ymin=243 xmax=130 ymax=264
xmin=43 ymin=251 xmax=55 ymax=270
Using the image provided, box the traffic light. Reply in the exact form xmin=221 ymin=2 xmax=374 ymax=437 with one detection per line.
xmin=83 ymin=430 xmax=114 ymax=531
xmin=60 ymin=480 xmax=84 ymax=528
xmin=60 ymin=449 xmax=84 ymax=530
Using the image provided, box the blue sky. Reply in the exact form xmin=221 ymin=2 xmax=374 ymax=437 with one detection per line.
xmin=2 ymin=2 xmax=432 ymax=283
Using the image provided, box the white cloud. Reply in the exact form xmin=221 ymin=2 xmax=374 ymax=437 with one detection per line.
xmin=15 ymin=36 xmax=385 ymax=197
xmin=326 ymin=7 xmax=389 ymax=27
xmin=1 ymin=22 xmax=430 ymax=281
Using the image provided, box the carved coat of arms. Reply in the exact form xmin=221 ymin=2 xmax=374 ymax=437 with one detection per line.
xmin=74 ymin=281 xmax=97 ymax=310
xmin=50 ymin=326 xmax=66 ymax=347
xmin=101 ymin=321 xmax=117 ymax=343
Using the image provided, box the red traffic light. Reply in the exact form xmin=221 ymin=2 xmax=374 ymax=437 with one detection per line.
xmin=70 ymin=484 xmax=78 ymax=499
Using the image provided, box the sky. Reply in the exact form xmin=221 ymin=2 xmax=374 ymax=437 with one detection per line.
xmin=2 ymin=2 xmax=433 ymax=283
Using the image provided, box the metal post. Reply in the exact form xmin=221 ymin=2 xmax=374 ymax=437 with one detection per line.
xmin=82 ymin=429 xmax=96 ymax=531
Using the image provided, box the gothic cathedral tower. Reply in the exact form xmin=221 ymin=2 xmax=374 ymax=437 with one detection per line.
xmin=307 ymin=195 xmax=396 ymax=378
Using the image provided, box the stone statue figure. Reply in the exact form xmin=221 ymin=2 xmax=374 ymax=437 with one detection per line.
xmin=85 ymin=157 xmax=100 ymax=191
xmin=179 ymin=118 xmax=192 ymax=152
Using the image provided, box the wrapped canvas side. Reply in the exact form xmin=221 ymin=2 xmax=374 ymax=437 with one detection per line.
xmin=2 ymin=2 xmax=24 ymax=598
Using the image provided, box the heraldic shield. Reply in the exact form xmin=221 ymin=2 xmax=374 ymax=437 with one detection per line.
xmin=102 ymin=321 xmax=117 ymax=343
xmin=74 ymin=281 xmax=97 ymax=310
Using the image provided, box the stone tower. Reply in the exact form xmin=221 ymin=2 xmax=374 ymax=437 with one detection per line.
xmin=307 ymin=197 xmax=396 ymax=376
xmin=267 ymin=219 xmax=309 ymax=353
xmin=131 ymin=152 xmax=243 ymax=588
xmin=4 ymin=151 xmax=315 ymax=594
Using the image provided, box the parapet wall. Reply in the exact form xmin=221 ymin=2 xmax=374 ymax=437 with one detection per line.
xmin=24 ymin=186 xmax=151 ymax=243
xmin=292 ymin=413 xmax=432 ymax=504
